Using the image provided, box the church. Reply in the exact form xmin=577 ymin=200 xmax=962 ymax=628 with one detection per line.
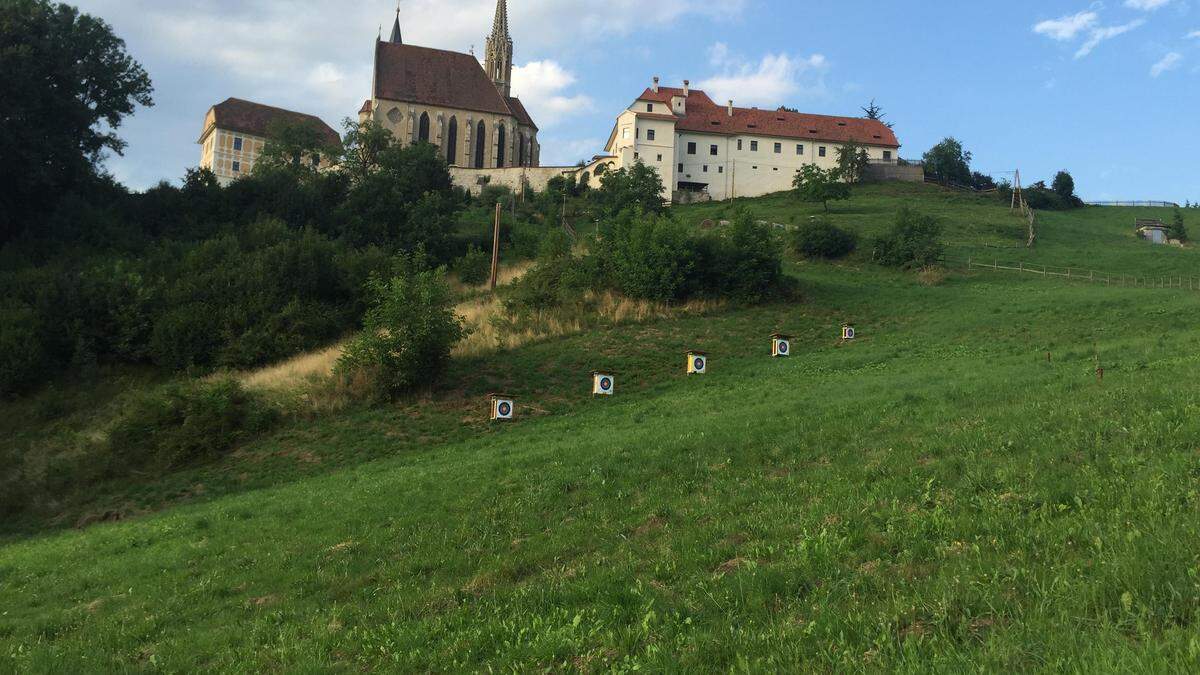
xmin=358 ymin=0 xmax=539 ymax=169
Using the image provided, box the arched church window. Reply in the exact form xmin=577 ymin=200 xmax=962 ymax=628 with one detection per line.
xmin=446 ymin=116 xmax=458 ymax=165
xmin=387 ymin=107 xmax=401 ymax=125
xmin=518 ymin=133 xmax=526 ymax=166
xmin=496 ymin=124 xmax=506 ymax=167
xmin=418 ymin=112 xmax=430 ymax=143
xmin=474 ymin=120 xmax=486 ymax=169
xmin=579 ymin=171 xmax=590 ymax=187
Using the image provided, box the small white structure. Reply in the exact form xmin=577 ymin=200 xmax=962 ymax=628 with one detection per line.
xmin=841 ymin=324 xmax=856 ymax=341
xmin=489 ymin=393 xmax=514 ymax=421
xmin=686 ymin=350 xmax=707 ymax=375
xmin=771 ymin=333 xmax=791 ymax=357
xmin=592 ymin=372 xmax=615 ymax=396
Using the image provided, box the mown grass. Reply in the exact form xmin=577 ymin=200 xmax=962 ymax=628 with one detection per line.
xmin=3 ymin=186 xmax=1200 ymax=670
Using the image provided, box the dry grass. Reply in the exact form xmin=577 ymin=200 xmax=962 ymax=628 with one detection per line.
xmin=239 ymin=285 xmax=724 ymax=399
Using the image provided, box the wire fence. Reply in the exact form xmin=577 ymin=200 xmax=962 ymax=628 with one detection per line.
xmin=1085 ymin=200 xmax=1180 ymax=208
xmin=947 ymin=256 xmax=1200 ymax=290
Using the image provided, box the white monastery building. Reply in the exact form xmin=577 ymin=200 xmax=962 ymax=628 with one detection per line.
xmin=602 ymin=78 xmax=903 ymax=202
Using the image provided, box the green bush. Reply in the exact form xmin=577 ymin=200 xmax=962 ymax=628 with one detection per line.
xmin=0 ymin=301 xmax=51 ymax=395
xmin=792 ymin=219 xmax=858 ymax=259
xmin=105 ymin=378 xmax=277 ymax=474
xmin=336 ymin=252 xmax=468 ymax=399
xmin=709 ymin=213 xmax=783 ymax=303
xmin=872 ymin=208 xmax=945 ymax=269
xmin=454 ymin=245 xmax=491 ymax=285
xmin=600 ymin=211 xmax=695 ymax=302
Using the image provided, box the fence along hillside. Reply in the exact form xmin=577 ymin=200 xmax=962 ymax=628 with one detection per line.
xmin=952 ymin=256 xmax=1200 ymax=290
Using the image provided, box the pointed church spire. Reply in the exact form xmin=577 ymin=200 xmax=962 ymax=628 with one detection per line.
xmin=388 ymin=3 xmax=403 ymax=44
xmin=491 ymin=0 xmax=510 ymax=39
xmin=484 ymin=0 xmax=513 ymax=97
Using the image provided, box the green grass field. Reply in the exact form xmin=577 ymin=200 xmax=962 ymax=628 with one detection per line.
xmin=4 ymin=184 xmax=1200 ymax=671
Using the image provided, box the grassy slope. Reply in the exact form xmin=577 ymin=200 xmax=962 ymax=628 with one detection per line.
xmin=4 ymin=185 xmax=1200 ymax=671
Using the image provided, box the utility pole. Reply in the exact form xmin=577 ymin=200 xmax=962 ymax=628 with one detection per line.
xmin=490 ymin=202 xmax=500 ymax=291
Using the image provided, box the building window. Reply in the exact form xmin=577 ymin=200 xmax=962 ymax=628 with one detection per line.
xmin=718 ymin=166 xmax=724 ymax=173
xmin=622 ymin=128 xmax=630 ymax=140
xmin=819 ymin=146 xmax=827 ymax=157
xmin=233 ymin=137 xmax=243 ymax=151
xmin=657 ymin=154 xmax=662 ymax=161
xmin=702 ymin=165 xmax=708 ymax=172
xmin=636 ymin=128 xmax=640 ymax=139
xmin=883 ymin=150 xmax=892 ymax=160
xmin=774 ymin=143 xmax=782 ymax=154
xmin=231 ymin=160 xmax=241 ymax=173
xmin=710 ymin=144 xmax=718 ymax=156
xmin=687 ymin=142 xmax=696 ymax=155
xmin=737 ymin=139 xmax=743 ymax=151
xmin=750 ymin=141 xmax=758 ymax=151
xmin=647 ymin=103 xmax=654 ymax=112
xmin=647 ymin=129 xmax=656 ymax=141
xmin=634 ymin=152 xmax=640 ymax=160
xmin=311 ymin=154 xmax=320 ymax=167
xmin=678 ymin=163 xmax=683 ymax=172
xmin=796 ymin=144 xmax=804 ymax=155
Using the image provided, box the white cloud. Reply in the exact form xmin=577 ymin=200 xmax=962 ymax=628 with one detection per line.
xmin=1150 ymin=52 xmax=1183 ymax=76
xmin=1124 ymin=0 xmax=1172 ymax=10
xmin=1033 ymin=11 xmax=1098 ymax=41
xmin=696 ymin=44 xmax=829 ymax=107
xmin=1032 ymin=10 xmax=1145 ymax=59
xmin=510 ymin=60 xmax=593 ymax=127
xmin=1187 ymin=30 xmax=1200 ymax=39
xmin=1075 ymin=20 xmax=1146 ymax=58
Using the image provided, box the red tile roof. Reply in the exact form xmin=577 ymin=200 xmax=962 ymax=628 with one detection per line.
xmin=375 ymin=41 xmax=507 ymax=115
xmin=207 ymin=98 xmax=341 ymax=147
xmin=359 ymin=100 xmax=372 ymax=114
xmin=505 ymin=96 xmax=537 ymax=130
xmin=632 ymin=86 xmax=899 ymax=148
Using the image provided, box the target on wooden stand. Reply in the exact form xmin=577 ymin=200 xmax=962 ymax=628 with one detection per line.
xmin=841 ymin=324 xmax=856 ymax=341
xmin=771 ymin=333 xmax=791 ymax=358
xmin=592 ymin=371 xmax=615 ymax=396
xmin=488 ymin=393 xmax=515 ymax=421
xmin=686 ymin=350 xmax=707 ymax=375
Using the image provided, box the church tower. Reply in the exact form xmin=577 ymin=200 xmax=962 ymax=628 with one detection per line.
xmin=483 ymin=0 xmax=513 ymax=97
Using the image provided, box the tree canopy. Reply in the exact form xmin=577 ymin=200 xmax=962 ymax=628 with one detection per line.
xmin=0 ymin=0 xmax=153 ymax=242
xmin=922 ymin=138 xmax=973 ymax=187
xmin=792 ymin=164 xmax=850 ymax=212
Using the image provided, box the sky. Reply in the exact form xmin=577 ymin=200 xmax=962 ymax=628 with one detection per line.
xmin=75 ymin=0 xmax=1200 ymax=202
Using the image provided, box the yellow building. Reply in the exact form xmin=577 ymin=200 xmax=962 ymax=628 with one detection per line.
xmin=198 ymin=98 xmax=341 ymax=185
xmin=358 ymin=0 xmax=539 ymax=169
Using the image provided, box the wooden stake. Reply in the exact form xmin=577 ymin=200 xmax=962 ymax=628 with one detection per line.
xmin=490 ymin=202 xmax=501 ymax=291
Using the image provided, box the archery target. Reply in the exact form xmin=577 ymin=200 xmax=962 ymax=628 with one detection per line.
xmin=493 ymin=398 xmax=514 ymax=420
xmin=692 ymin=355 xmax=706 ymax=373
xmin=842 ymin=326 xmax=856 ymax=340
xmin=593 ymin=374 xmax=614 ymax=395
xmin=775 ymin=339 xmax=790 ymax=356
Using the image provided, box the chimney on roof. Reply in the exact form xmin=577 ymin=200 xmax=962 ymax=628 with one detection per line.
xmin=728 ymin=100 xmax=733 ymax=117
xmin=683 ymin=80 xmax=690 ymax=96
xmin=652 ymin=76 xmax=659 ymax=93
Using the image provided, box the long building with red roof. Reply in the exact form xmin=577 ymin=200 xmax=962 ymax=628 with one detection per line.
xmin=600 ymin=78 xmax=903 ymax=201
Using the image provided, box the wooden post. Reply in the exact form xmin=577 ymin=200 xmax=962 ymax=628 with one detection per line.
xmin=489 ymin=202 xmax=501 ymax=291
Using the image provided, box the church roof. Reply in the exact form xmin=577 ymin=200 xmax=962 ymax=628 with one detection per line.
xmin=505 ymin=96 xmax=537 ymax=130
xmin=634 ymin=86 xmax=899 ymax=148
xmin=374 ymin=41 xmax=513 ymax=116
xmin=205 ymin=97 xmax=340 ymax=146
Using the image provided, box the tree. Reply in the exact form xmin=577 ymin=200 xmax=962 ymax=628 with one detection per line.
xmin=336 ymin=251 xmax=468 ymax=399
xmin=922 ymin=138 xmax=973 ymax=186
xmin=0 ymin=0 xmax=153 ymax=242
xmin=861 ymin=99 xmax=894 ymax=129
xmin=596 ymin=163 xmax=666 ymax=217
xmin=971 ymin=172 xmax=997 ymax=191
xmin=1170 ymin=207 xmax=1189 ymax=243
xmin=835 ymin=142 xmax=870 ymax=183
xmin=1051 ymin=171 xmax=1076 ymax=201
xmin=255 ymin=119 xmax=341 ymax=176
xmin=339 ymin=118 xmax=394 ymax=183
xmin=872 ymin=208 xmax=945 ymax=268
xmin=792 ymin=164 xmax=850 ymax=212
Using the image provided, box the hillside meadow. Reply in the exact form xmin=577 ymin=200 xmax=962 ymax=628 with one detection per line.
xmin=3 ymin=185 xmax=1200 ymax=670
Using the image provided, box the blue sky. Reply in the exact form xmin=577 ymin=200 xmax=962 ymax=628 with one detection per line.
xmin=77 ymin=0 xmax=1200 ymax=202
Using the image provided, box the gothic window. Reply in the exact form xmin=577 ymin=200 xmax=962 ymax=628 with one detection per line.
xmin=474 ymin=120 xmax=486 ymax=168
xmin=446 ymin=116 xmax=458 ymax=165
xmin=518 ymin=133 xmax=526 ymax=166
xmin=496 ymin=124 xmax=506 ymax=166
xmin=387 ymin=107 xmax=401 ymax=125
xmin=418 ymin=112 xmax=430 ymax=143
